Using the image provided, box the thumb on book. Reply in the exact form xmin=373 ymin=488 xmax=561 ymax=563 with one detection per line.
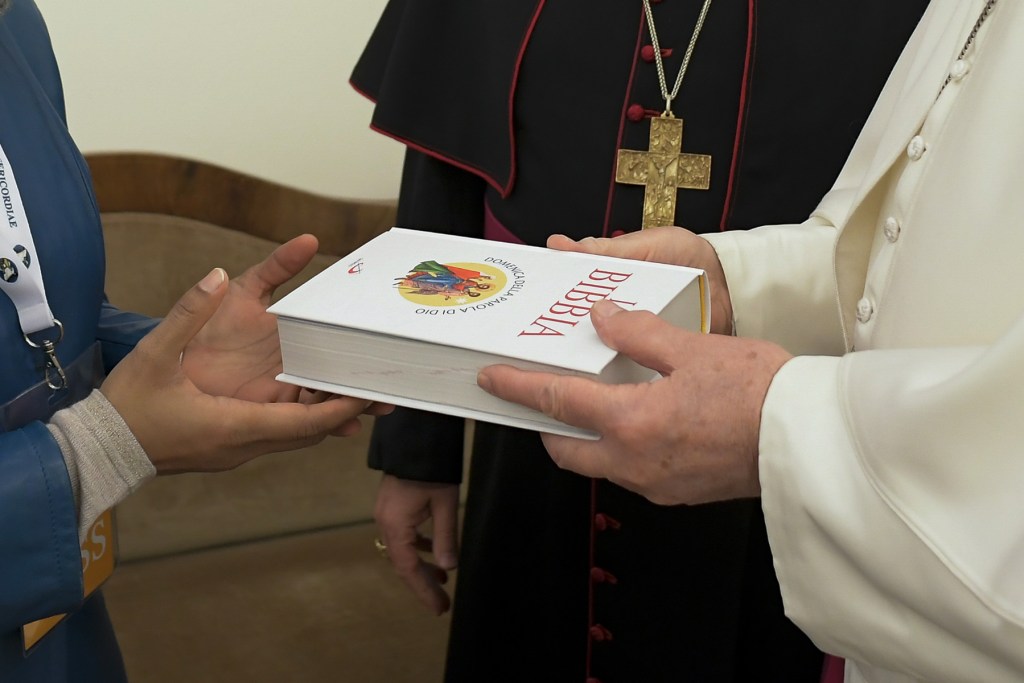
xmin=589 ymin=304 xmax=678 ymax=377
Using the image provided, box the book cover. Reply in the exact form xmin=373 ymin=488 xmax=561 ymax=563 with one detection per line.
xmin=268 ymin=228 xmax=708 ymax=438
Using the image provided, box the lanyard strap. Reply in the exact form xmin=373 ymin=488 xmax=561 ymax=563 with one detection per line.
xmin=0 ymin=140 xmax=67 ymax=389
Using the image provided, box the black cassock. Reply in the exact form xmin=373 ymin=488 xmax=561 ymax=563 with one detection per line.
xmin=352 ymin=2 xmax=929 ymax=681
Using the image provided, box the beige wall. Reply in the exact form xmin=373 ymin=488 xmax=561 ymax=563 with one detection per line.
xmin=38 ymin=0 xmax=404 ymax=200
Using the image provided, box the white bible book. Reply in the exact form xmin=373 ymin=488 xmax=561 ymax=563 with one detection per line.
xmin=268 ymin=227 xmax=708 ymax=439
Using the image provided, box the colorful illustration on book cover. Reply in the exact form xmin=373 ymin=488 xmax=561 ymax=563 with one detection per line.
xmin=396 ymin=261 xmax=508 ymax=307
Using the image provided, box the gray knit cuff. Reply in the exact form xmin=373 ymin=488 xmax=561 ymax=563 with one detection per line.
xmin=47 ymin=389 xmax=156 ymax=542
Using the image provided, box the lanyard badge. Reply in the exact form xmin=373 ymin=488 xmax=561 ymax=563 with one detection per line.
xmin=0 ymin=140 xmax=67 ymax=389
xmin=0 ymin=141 xmax=116 ymax=648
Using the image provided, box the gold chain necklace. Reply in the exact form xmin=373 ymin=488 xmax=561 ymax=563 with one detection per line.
xmin=940 ymin=0 xmax=997 ymax=95
xmin=616 ymin=0 xmax=714 ymax=229
xmin=644 ymin=0 xmax=713 ymax=115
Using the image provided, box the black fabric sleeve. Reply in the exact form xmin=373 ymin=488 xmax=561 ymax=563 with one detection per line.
xmin=367 ymin=148 xmax=486 ymax=483
xmin=350 ymin=0 xmax=407 ymax=98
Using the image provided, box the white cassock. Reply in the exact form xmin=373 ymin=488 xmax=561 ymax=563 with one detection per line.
xmin=703 ymin=0 xmax=1024 ymax=681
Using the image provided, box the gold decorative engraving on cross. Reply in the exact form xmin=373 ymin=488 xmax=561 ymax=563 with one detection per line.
xmin=616 ymin=116 xmax=711 ymax=229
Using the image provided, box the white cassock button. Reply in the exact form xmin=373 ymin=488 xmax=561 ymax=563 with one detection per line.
xmin=907 ymin=136 xmax=927 ymax=161
xmin=883 ymin=217 xmax=901 ymax=243
xmin=856 ymin=297 xmax=874 ymax=324
xmin=950 ymin=59 xmax=970 ymax=81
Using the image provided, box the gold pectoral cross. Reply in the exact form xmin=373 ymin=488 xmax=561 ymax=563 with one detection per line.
xmin=615 ymin=115 xmax=711 ymax=229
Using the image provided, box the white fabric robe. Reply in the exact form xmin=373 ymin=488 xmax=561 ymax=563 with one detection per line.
xmin=703 ymin=1 xmax=1024 ymax=681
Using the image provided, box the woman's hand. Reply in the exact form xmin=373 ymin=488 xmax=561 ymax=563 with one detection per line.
xmin=102 ymin=264 xmax=387 ymax=473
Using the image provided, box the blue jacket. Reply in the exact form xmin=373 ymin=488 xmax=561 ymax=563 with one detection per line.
xmin=0 ymin=2 xmax=156 ymax=680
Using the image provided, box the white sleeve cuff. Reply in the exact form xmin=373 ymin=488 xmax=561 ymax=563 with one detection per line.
xmin=47 ymin=389 xmax=156 ymax=542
